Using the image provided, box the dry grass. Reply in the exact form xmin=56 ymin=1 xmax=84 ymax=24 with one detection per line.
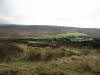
xmin=73 ymin=57 xmax=100 ymax=73
xmin=24 ymin=48 xmax=66 ymax=61
xmin=0 ymin=40 xmax=100 ymax=75
xmin=24 ymin=50 xmax=41 ymax=61
xmin=32 ymin=64 xmax=67 ymax=75
xmin=88 ymin=58 xmax=100 ymax=73
xmin=42 ymin=49 xmax=65 ymax=61
xmin=0 ymin=68 xmax=26 ymax=75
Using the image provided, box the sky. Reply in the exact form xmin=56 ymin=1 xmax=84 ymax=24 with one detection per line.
xmin=0 ymin=0 xmax=100 ymax=28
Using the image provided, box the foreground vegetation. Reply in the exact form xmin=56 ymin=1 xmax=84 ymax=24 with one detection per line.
xmin=0 ymin=37 xmax=100 ymax=75
xmin=1 ymin=56 xmax=100 ymax=75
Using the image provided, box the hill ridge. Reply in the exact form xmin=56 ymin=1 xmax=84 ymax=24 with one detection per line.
xmin=0 ymin=25 xmax=100 ymax=38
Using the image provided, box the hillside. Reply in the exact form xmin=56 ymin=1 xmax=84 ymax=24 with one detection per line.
xmin=0 ymin=25 xmax=100 ymax=38
xmin=0 ymin=25 xmax=100 ymax=75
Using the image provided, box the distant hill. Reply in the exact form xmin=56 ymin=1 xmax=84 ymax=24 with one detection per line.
xmin=0 ymin=24 xmax=100 ymax=38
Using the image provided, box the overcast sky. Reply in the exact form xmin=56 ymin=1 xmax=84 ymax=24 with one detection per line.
xmin=0 ymin=0 xmax=100 ymax=28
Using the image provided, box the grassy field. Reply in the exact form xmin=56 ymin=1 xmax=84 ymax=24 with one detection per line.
xmin=0 ymin=32 xmax=89 ymax=39
xmin=0 ymin=38 xmax=100 ymax=75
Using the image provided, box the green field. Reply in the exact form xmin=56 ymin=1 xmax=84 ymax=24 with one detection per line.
xmin=0 ymin=32 xmax=89 ymax=39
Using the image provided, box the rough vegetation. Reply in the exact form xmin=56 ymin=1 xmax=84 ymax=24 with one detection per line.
xmin=0 ymin=38 xmax=100 ymax=75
